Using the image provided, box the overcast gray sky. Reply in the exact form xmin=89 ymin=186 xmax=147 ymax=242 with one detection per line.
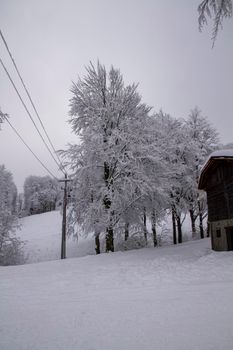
xmin=0 ymin=0 xmax=233 ymax=191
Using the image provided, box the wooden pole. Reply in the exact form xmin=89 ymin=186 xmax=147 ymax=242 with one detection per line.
xmin=59 ymin=174 xmax=71 ymax=259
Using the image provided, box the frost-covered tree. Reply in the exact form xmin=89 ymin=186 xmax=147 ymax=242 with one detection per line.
xmin=184 ymin=107 xmax=219 ymax=238
xmin=133 ymin=114 xmax=169 ymax=246
xmin=0 ymin=165 xmax=24 ymax=265
xmin=152 ymin=111 xmax=192 ymax=244
xmin=153 ymin=108 xmax=219 ymax=242
xmin=23 ymin=175 xmax=59 ymax=215
xmin=63 ymin=62 xmax=167 ymax=253
xmin=198 ymin=0 xmax=232 ymax=45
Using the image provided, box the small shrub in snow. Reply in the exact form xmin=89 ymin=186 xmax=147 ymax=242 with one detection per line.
xmin=0 ymin=235 xmax=26 ymax=266
xmin=115 ymin=234 xmax=147 ymax=251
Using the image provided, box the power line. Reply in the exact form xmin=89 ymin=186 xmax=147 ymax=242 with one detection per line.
xmin=0 ymin=29 xmax=66 ymax=174
xmin=0 ymin=55 xmax=65 ymax=174
xmin=2 ymin=110 xmax=70 ymax=258
xmin=1 ymin=113 xmax=58 ymax=180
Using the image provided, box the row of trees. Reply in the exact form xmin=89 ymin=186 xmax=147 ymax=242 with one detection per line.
xmin=0 ymin=0 xmax=230 ymax=263
xmin=23 ymin=175 xmax=61 ymax=215
xmin=62 ymin=62 xmax=220 ymax=254
xmin=0 ymin=62 xmax=224 ymax=259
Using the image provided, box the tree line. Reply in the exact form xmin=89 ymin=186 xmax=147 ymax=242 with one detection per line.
xmin=62 ymin=62 xmax=220 ymax=254
xmin=0 ymin=0 xmax=232 ymax=263
xmin=0 ymin=60 xmax=229 ymax=261
xmin=22 ymin=175 xmax=61 ymax=215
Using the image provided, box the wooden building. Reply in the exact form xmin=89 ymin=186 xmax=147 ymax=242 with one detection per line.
xmin=198 ymin=151 xmax=233 ymax=251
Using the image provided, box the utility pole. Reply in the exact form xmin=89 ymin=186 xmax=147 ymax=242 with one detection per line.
xmin=59 ymin=174 xmax=71 ymax=259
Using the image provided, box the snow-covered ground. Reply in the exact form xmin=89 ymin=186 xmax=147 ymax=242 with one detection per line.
xmin=1 ymin=212 xmax=233 ymax=349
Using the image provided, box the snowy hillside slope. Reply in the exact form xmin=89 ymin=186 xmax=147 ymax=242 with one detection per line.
xmin=1 ymin=238 xmax=233 ymax=350
xmin=17 ymin=211 xmax=95 ymax=263
xmin=17 ymin=210 xmax=196 ymax=264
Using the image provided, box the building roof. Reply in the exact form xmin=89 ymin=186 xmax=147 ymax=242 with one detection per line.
xmin=198 ymin=150 xmax=233 ymax=191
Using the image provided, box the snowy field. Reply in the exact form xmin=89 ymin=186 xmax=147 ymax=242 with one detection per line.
xmin=17 ymin=211 xmax=95 ymax=263
xmin=1 ymin=212 xmax=233 ymax=349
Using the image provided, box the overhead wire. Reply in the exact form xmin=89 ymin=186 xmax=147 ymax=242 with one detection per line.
xmin=0 ymin=29 xmax=66 ymax=175
xmin=2 ymin=113 xmax=58 ymax=180
xmin=0 ymin=56 xmax=66 ymax=176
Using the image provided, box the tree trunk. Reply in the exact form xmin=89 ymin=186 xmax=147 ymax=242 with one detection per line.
xmin=124 ymin=222 xmax=129 ymax=241
xmin=176 ymin=215 xmax=182 ymax=244
xmin=95 ymin=233 xmax=100 ymax=254
xmin=106 ymin=226 xmax=114 ymax=252
xmin=103 ymin=159 xmax=114 ymax=252
xmin=199 ymin=212 xmax=204 ymax=239
xmin=198 ymin=200 xmax=204 ymax=239
xmin=189 ymin=208 xmax=196 ymax=239
xmin=172 ymin=206 xmax=177 ymax=245
xmin=143 ymin=207 xmax=147 ymax=245
xmin=206 ymin=222 xmax=210 ymax=237
xmin=151 ymin=208 xmax=157 ymax=247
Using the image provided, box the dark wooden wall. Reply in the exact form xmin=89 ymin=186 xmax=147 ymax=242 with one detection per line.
xmin=206 ymin=160 xmax=233 ymax=221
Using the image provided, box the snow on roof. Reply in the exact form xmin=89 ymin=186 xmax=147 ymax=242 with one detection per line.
xmin=198 ymin=149 xmax=233 ymax=190
xmin=208 ymin=149 xmax=233 ymax=158
xmin=201 ymin=149 xmax=233 ymax=173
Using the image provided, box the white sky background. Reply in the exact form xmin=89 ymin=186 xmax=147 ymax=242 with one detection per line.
xmin=0 ymin=0 xmax=233 ymax=192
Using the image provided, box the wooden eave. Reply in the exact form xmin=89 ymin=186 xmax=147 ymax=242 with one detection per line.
xmin=198 ymin=156 xmax=233 ymax=191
